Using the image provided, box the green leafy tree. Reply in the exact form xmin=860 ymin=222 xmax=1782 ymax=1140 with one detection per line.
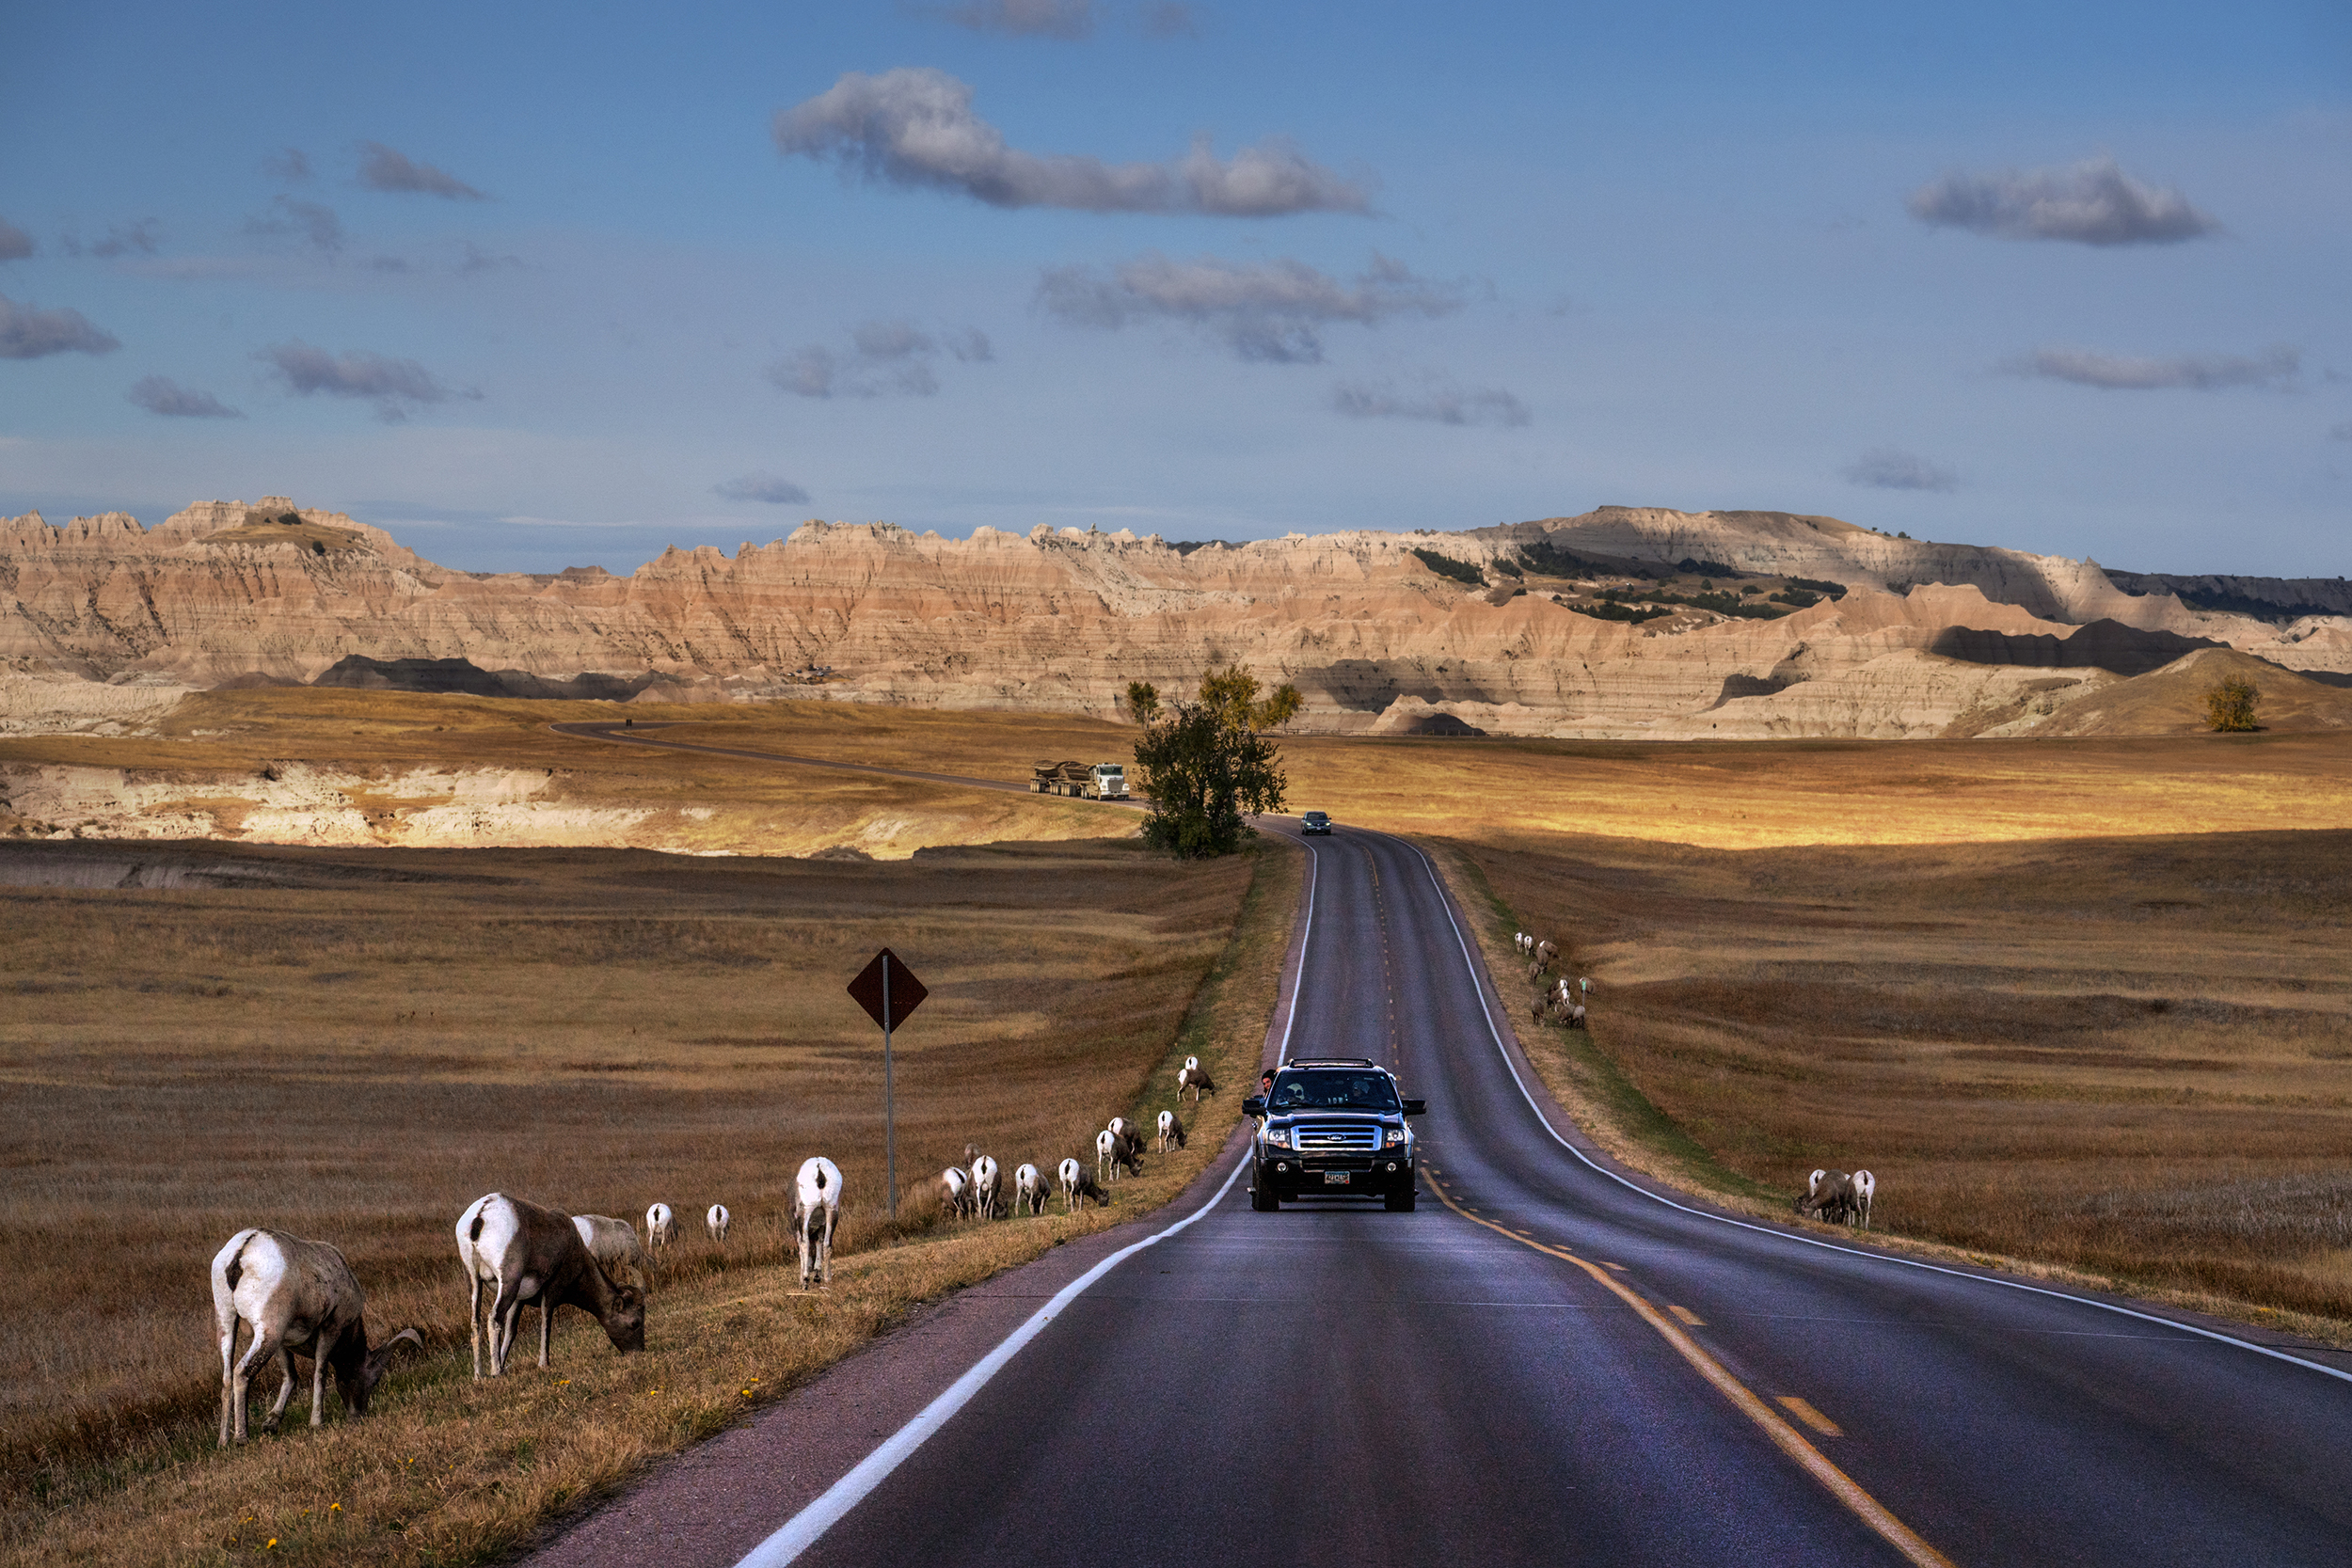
xmin=1124 ymin=680 xmax=1160 ymax=723
xmin=1134 ymin=667 xmax=1291 ymax=858
xmin=2204 ymin=675 xmax=2259 ymax=733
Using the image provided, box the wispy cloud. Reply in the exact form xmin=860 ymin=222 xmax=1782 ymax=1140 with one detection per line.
xmin=246 ymin=196 xmax=346 ymax=254
xmin=713 ymin=472 xmax=812 ymax=504
xmin=1908 ymin=156 xmax=2219 ymax=245
xmin=60 ymin=219 xmax=163 ymax=259
xmin=263 ymin=147 xmax=312 ymax=183
xmin=1139 ymin=2 xmax=1200 ymax=37
xmin=771 ymin=317 xmax=993 ymax=398
xmin=0 ymin=216 xmax=32 ymax=261
xmin=1331 ymin=373 xmax=1529 ymax=427
xmin=935 ymin=0 xmax=1095 ymax=38
xmin=0 ymin=293 xmax=119 ymax=358
xmin=1842 ymin=447 xmax=1958 ymax=491
xmin=774 ymin=67 xmax=1368 ymax=215
xmin=261 ymin=340 xmax=473 ymax=421
xmin=1039 ymin=252 xmax=1466 ymax=363
xmin=357 ymin=141 xmax=489 ymax=200
xmin=127 ymin=375 xmax=244 ymax=418
xmin=2006 ymin=344 xmax=2298 ymax=390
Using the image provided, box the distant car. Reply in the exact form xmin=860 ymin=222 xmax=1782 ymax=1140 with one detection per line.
xmin=1301 ymin=811 xmax=1334 ymax=835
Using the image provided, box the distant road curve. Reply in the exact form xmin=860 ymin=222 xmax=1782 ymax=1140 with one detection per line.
xmin=547 ymin=721 xmax=1141 ymax=804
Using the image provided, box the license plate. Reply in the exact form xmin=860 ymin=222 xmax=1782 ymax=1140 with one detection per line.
xmin=1323 ymin=1171 xmax=1351 ymax=1185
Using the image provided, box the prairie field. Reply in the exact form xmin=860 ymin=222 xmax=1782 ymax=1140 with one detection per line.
xmin=0 ymin=830 xmax=1291 ymax=1566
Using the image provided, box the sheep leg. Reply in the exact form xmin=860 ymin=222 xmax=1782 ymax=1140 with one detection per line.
xmin=217 ymin=1317 xmax=242 ymax=1449
xmin=539 ymin=1294 xmax=552 ymax=1369
xmin=469 ymin=1271 xmax=484 ymax=1380
xmin=262 ymin=1342 xmax=299 ymax=1433
xmin=489 ymin=1282 xmax=524 ymax=1376
xmin=230 ymin=1328 xmax=277 ymax=1443
xmin=310 ymin=1325 xmax=338 ymax=1426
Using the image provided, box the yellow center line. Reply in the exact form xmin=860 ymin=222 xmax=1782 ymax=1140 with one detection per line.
xmin=1426 ymin=1180 xmax=1955 ymax=1568
xmin=1779 ymin=1396 xmax=1846 ymax=1438
xmin=1667 ymin=1304 xmax=1706 ymax=1326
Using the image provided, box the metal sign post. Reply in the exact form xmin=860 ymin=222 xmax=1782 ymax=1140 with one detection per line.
xmin=848 ymin=947 xmax=928 ymax=1218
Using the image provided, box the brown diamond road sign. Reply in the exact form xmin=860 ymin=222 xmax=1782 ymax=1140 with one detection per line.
xmin=848 ymin=948 xmax=927 ymax=1033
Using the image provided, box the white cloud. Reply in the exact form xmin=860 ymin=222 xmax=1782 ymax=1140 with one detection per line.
xmin=1039 ymin=252 xmax=1466 ymax=362
xmin=2007 ymin=344 xmax=2299 ymax=390
xmin=770 ymin=317 xmax=992 ymax=398
xmin=0 ymin=293 xmax=119 ymax=358
xmin=261 ymin=340 xmax=473 ymax=421
xmin=1842 ymin=447 xmax=1958 ymax=491
xmin=1908 ymin=156 xmax=2219 ymax=245
xmin=774 ymin=68 xmax=1368 ymax=215
xmin=1331 ymin=374 xmax=1529 ymax=427
xmin=246 ymin=196 xmax=345 ymax=254
xmin=357 ymin=141 xmax=489 ymax=200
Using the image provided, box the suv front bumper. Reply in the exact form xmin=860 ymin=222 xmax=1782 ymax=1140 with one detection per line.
xmin=1254 ymin=1150 xmax=1414 ymax=1198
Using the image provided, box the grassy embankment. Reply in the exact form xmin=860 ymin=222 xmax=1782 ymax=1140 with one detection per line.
xmin=1 ymin=823 xmax=1299 ymax=1567
xmin=1279 ymin=731 xmax=2352 ymax=1339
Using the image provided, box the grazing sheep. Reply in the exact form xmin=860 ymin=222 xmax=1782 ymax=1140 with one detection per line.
xmin=645 ymin=1202 xmax=676 ymax=1250
xmin=971 ymin=1154 xmax=1002 ymax=1219
xmin=1566 ymin=1003 xmax=1587 ymax=1031
xmin=212 ymin=1228 xmax=421 ymax=1447
xmin=1014 ymin=1162 xmax=1048 ymax=1215
xmin=456 ymin=1193 xmax=646 ymax=1378
xmin=1851 ymin=1170 xmax=1876 ymax=1229
xmin=793 ymin=1156 xmax=843 ymax=1287
xmin=707 ymin=1204 xmax=730 ymax=1243
xmin=940 ymin=1164 xmax=974 ymax=1216
xmin=569 ymin=1215 xmax=653 ymax=1293
xmin=1535 ymin=939 xmax=1560 ymax=968
xmin=1059 ymin=1156 xmax=1110 ymax=1212
xmin=1515 ymin=931 xmax=1534 ymax=958
xmin=1099 ymin=1126 xmax=1143 ymax=1181
xmin=1095 ymin=1129 xmax=1119 ymax=1183
xmin=1178 ymin=1062 xmax=1216 ymax=1102
xmin=1156 ymin=1109 xmax=1187 ymax=1152
xmin=1796 ymin=1169 xmax=1862 ymax=1227
xmin=1107 ymin=1117 xmax=1132 ymax=1148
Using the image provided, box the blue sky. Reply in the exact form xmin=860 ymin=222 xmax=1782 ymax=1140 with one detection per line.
xmin=3 ymin=0 xmax=2346 ymax=576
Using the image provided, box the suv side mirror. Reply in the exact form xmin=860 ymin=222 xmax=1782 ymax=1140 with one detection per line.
xmin=1403 ymin=1099 xmax=1427 ymax=1117
xmin=1242 ymin=1096 xmax=1266 ymax=1117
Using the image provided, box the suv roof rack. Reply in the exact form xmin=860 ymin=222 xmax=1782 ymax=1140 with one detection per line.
xmin=1283 ymin=1057 xmax=1380 ymax=1069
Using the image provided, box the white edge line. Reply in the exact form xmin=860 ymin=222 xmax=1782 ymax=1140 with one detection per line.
xmin=736 ymin=826 xmax=1322 ymax=1567
xmin=1399 ymin=836 xmax=2352 ymax=1389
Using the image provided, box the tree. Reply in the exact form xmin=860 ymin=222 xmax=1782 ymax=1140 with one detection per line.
xmin=2204 ymin=675 xmax=2259 ymax=733
xmin=1124 ymin=680 xmax=1160 ymax=723
xmin=1134 ymin=667 xmax=1290 ymax=858
xmin=1195 ymin=663 xmax=1302 ymax=731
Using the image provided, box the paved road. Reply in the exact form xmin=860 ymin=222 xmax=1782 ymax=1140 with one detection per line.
xmin=526 ymin=778 xmax=2352 ymax=1565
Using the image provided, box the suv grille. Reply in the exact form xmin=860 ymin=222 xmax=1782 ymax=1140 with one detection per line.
xmin=1292 ymin=1121 xmax=1381 ymax=1151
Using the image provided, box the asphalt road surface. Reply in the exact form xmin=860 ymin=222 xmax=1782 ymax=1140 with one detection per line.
xmin=532 ymin=799 xmax=2352 ymax=1567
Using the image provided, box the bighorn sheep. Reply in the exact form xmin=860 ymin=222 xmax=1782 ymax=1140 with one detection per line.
xmin=1178 ymin=1062 xmax=1216 ymax=1102
xmin=971 ymin=1154 xmax=1002 ymax=1219
xmin=940 ymin=1164 xmax=974 ymax=1216
xmin=456 ymin=1193 xmax=645 ymax=1378
xmin=645 ymin=1202 xmax=676 ymax=1250
xmin=212 ymin=1228 xmax=421 ymax=1447
xmin=1515 ymin=931 xmax=1534 ymax=958
xmin=1098 ymin=1126 xmax=1141 ymax=1182
xmin=707 ymin=1204 xmax=730 ymax=1243
xmin=569 ymin=1214 xmax=653 ymax=1293
xmin=1535 ymin=939 xmax=1560 ymax=968
xmin=1156 ymin=1109 xmax=1187 ymax=1152
xmin=793 ymin=1156 xmax=843 ymax=1286
xmin=1851 ymin=1170 xmax=1876 ymax=1229
xmin=1796 ymin=1169 xmax=1863 ymax=1227
xmin=1013 ymin=1162 xmax=1047 ymax=1214
xmin=1059 ymin=1156 xmax=1109 ymax=1212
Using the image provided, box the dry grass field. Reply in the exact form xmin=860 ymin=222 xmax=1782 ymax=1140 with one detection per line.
xmin=1441 ymin=827 xmax=2352 ymax=1328
xmin=0 ymin=831 xmax=1295 ymax=1567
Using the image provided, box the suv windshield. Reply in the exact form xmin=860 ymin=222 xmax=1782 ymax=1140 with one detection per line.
xmin=1268 ymin=1069 xmax=1399 ymax=1113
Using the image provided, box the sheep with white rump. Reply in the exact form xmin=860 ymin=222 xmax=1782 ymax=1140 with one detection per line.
xmin=1014 ymin=1162 xmax=1048 ymax=1215
xmin=645 ymin=1202 xmax=677 ymax=1251
xmin=212 ymin=1228 xmax=421 ymax=1446
xmin=1156 ymin=1109 xmax=1187 ymax=1152
xmin=456 ymin=1193 xmax=647 ymax=1378
xmin=1059 ymin=1156 xmax=1110 ymax=1212
xmin=793 ymin=1156 xmax=843 ymax=1286
xmin=707 ymin=1204 xmax=730 ymax=1243
xmin=970 ymin=1154 xmax=1002 ymax=1219
xmin=941 ymin=1164 xmax=974 ymax=1216
xmin=1178 ymin=1060 xmax=1216 ymax=1102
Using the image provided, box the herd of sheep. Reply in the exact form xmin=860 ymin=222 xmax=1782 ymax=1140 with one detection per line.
xmin=211 ymin=1056 xmax=1223 ymax=1448
xmin=1514 ymin=928 xmax=1882 ymax=1228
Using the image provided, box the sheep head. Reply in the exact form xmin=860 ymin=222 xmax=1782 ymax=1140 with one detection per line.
xmin=343 ymin=1326 xmax=423 ymax=1414
xmin=603 ymin=1284 xmax=648 ymax=1353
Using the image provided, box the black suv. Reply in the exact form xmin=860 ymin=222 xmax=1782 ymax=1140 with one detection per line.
xmin=1245 ymin=1058 xmax=1424 ymax=1211
xmin=1300 ymin=811 xmax=1334 ymax=835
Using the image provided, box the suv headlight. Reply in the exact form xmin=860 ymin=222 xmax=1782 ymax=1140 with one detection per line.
xmin=1383 ymin=1126 xmax=1406 ymax=1148
xmin=1265 ymin=1127 xmax=1292 ymax=1148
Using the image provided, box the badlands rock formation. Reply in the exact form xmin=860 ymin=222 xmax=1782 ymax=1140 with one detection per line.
xmin=4 ymin=497 xmax=2346 ymax=739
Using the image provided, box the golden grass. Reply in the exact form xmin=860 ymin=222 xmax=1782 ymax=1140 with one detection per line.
xmin=1 ymin=832 xmax=1300 ymax=1567
xmin=1437 ymin=826 xmax=2352 ymax=1337
xmin=1282 ymin=729 xmax=2352 ymax=849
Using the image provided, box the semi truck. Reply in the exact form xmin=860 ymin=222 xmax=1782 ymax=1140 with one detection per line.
xmin=1030 ymin=760 xmax=1129 ymax=800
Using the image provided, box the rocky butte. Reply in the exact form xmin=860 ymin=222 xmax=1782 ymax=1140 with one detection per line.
xmin=4 ymin=497 xmax=2349 ymax=740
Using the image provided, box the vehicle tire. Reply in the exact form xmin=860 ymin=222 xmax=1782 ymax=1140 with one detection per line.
xmin=1386 ymin=1186 xmax=1416 ymax=1212
xmin=1250 ymin=1179 xmax=1279 ymax=1212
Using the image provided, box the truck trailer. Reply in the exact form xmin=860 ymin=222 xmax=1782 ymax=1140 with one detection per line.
xmin=1030 ymin=760 xmax=1129 ymax=800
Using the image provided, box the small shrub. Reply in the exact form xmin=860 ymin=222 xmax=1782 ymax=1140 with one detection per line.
xmin=2204 ymin=676 xmax=2260 ymax=733
xmin=1410 ymin=547 xmax=1486 ymax=587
